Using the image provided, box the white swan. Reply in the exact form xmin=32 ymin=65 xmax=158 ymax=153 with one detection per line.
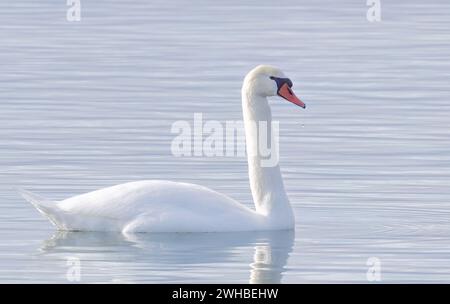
xmin=20 ymin=65 xmax=306 ymax=233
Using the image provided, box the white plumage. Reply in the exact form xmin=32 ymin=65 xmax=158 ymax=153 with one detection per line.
xmin=21 ymin=65 xmax=304 ymax=233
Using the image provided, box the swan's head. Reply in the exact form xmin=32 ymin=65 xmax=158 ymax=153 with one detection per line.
xmin=243 ymin=65 xmax=305 ymax=109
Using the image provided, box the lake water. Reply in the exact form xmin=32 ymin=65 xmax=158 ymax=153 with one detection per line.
xmin=1 ymin=0 xmax=450 ymax=283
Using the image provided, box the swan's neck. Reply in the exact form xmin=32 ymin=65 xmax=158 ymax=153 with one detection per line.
xmin=242 ymin=85 xmax=294 ymax=227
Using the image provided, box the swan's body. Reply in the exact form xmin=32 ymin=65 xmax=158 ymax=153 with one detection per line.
xmin=21 ymin=65 xmax=305 ymax=233
xmin=21 ymin=181 xmax=268 ymax=233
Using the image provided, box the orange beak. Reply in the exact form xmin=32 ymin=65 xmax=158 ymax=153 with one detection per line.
xmin=278 ymin=83 xmax=306 ymax=109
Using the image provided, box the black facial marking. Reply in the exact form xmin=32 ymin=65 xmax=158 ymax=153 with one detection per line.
xmin=270 ymin=76 xmax=293 ymax=92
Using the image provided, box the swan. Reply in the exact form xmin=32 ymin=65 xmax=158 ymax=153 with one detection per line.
xmin=20 ymin=65 xmax=306 ymax=233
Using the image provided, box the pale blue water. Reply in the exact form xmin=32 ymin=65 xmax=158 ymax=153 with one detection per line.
xmin=1 ymin=0 xmax=450 ymax=283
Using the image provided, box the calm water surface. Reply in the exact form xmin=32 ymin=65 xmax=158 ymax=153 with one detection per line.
xmin=1 ymin=0 xmax=450 ymax=283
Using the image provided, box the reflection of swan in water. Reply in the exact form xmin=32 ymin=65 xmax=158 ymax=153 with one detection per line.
xmin=249 ymin=232 xmax=294 ymax=284
xmin=41 ymin=230 xmax=294 ymax=283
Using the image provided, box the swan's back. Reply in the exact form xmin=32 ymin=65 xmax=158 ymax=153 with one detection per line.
xmin=23 ymin=181 xmax=264 ymax=233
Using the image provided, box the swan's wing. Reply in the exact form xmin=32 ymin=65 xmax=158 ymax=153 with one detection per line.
xmin=19 ymin=188 xmax=124 ymax=231
xmin=59 ymin=180 xmax=255 ymax=217
xmin=21 ymin=181 xmax=262 ymax=232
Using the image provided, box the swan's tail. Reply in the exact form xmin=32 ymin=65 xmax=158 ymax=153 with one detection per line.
xmin=18 ymin=188 xmax=65 ymax=229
